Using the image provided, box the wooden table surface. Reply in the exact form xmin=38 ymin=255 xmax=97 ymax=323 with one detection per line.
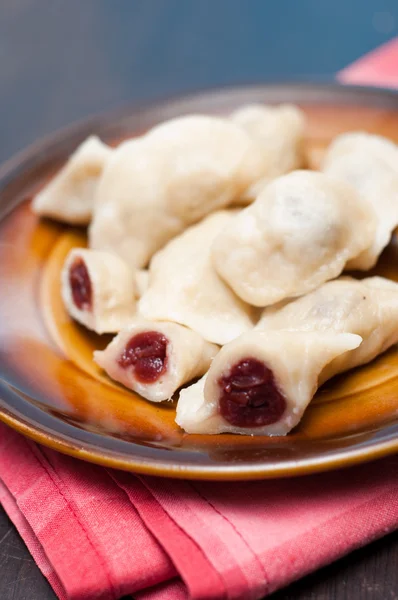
xmin=0 ymin=1 xmax=397 ymax=598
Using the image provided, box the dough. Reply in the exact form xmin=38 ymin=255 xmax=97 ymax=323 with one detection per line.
xmin=89 ymin=114 xmax=270 ymax=268
xmin=61 ymin=248 xmax=136 ymax=334
xmin=176 ymin=277 xmax=398 ymax=435
xmin=322 ymin=132 xmax=398 ymax=270
xmin=212 ymin=170 xmax=376 ymax=306
xmin=135 ymin=270 xmax=149 ymax=299
xmin=138 ymin=211 xmax=256 ymax=344
xmin=94 ymin=319 xmax=218 ymax=402
xmin=230 ymin=103 xmax=306 ymax=200
xmin=32 ymin=136 xmax=112 ymax=224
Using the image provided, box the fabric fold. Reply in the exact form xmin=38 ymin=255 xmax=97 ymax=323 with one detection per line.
xmin=0 ymin=424 xmax=176 ymax=600
xmin=0 ymin=481 xmax=67 ymax=600
xmin=110 ymin=471 xmax=227 ymax=600
xmin=1 ymin=419 xmax=397 ymax=600
xmin=139 ymin=477 xmax=268 ymax=600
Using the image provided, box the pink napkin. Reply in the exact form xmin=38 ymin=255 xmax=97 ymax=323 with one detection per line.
xmin=338 ymin=37 xmax=398 ymax=87
xmin=1 ymin=40 xmax=398 ymax=600
xmin=0 ymin=424 xmax=397 ymax=600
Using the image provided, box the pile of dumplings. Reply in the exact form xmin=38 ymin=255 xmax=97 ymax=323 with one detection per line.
xmin=33 ymin=103 xmax=398 ymax=436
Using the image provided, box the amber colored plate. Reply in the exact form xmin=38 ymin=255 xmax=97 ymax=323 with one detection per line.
xmin=1 ymin=83 xmax=398 ymax=480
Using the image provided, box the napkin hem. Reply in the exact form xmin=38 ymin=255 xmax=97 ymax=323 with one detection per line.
xmin=31 ymin=443 xmax=118 ymax=600
xmin=0 ymin=479 xmax=68 ymax=600
xmin=263 ymin=484 xmax=398 ymax=594
xmin=141 ymin=477 xmax=266 ymax=600
xmin=189 ymin=480 xmax=269 ymax=600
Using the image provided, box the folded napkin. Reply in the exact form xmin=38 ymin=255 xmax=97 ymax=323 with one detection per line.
xmin=1 ymin=39 xmax=398 ymax=600
xmin=0 ymin=424 xmax=397 ymax=600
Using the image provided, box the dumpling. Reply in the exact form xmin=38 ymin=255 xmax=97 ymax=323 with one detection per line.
xmin=212 ymin=170 xmax=375 ymax=307
xmin=176 ymin=277 xmax=398 ymax=435
xmin=230 ymin=104 xmax=305 ymax=176
xmin=89 ymin=115 xmax=269 ymax=268
xmin=176 ymin=332 xmax=360 ymax=435
xmin=94 ymin=319 xmax=218 ymax=402
xmin=323 ymin=131 xmax=397 ymax=170
xmin=89 ymin=138 xmax=182 ymax=268
xmin=258 ymin=275 xmax=398 ymax=336
xmin=61 ymin=248 xmax=136 ymax=334
xmin=32 ymin=136 xmax=112 ymax=224
xmin=322 ymin=132 xmax=398 ymax=270
xmin=138 ymin=211 xmax=256 ymax=345
xmin=230 ymin=103 xmax=306 ymax=200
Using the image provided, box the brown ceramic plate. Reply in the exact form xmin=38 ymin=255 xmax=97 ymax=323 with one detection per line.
xmin=1 ymin=83 xmax=398 ymax=480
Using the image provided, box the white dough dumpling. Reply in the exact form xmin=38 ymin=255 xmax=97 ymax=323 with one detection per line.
xmin=61 ymin=248 xmax=136 ymax=334
xmin=94 ymin=319 xmax=218 ymax=402
xmin=138 ymin=211 xmax=256 ymax=345
xmin=33 ymin=136 xmax=112 ymax=224
xmin=212 ymin=170 xmax=376 ymax=307
xmin=322 ymin=132 xmax=398 ymax=270
xmin=176 ymin=331 xmax=361 ymax=435
xmin=30 ymin=105 xmax=398 ymax=438
xmin=230 ymin=103 xmax=306 ymax=199
xmin=89 ymin=115 xmax=272 ymax=268
xmin=176 ymin=277 xmax=398 ymax=435
xmin=323 ymin=131 xmax=398 ymax=169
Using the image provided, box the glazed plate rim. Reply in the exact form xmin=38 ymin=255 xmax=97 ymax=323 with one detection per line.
xmin=1 ymin=81 xmax=398 ymax=480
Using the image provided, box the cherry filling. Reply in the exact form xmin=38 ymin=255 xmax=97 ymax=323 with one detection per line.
xmin=218 ymin=358 xmax=286 ymax=427
xmin=69 ymin=258 xmax=92 ymax=311
xmin=118 ymin=331 xmax=168 ymax=383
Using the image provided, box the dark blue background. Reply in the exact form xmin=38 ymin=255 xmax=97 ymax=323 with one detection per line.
xmin=0 ymin=0 xmax=397 ymax=162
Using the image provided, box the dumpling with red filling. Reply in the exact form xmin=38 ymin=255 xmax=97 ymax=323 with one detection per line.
xmin=94 ymin=319 xmax=218 ymax=402
xmin=33 ymin=136 xmax=112 ymax=224
xmin=212 ymin=170 xmax=376 ymax=307
xmin=61 ymin=248 xmax=136 ymax=334
xmin=176 ymin=332 xmax=360 ymax=435
xmin=176 ymin=277 xmax=398 ymax=435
